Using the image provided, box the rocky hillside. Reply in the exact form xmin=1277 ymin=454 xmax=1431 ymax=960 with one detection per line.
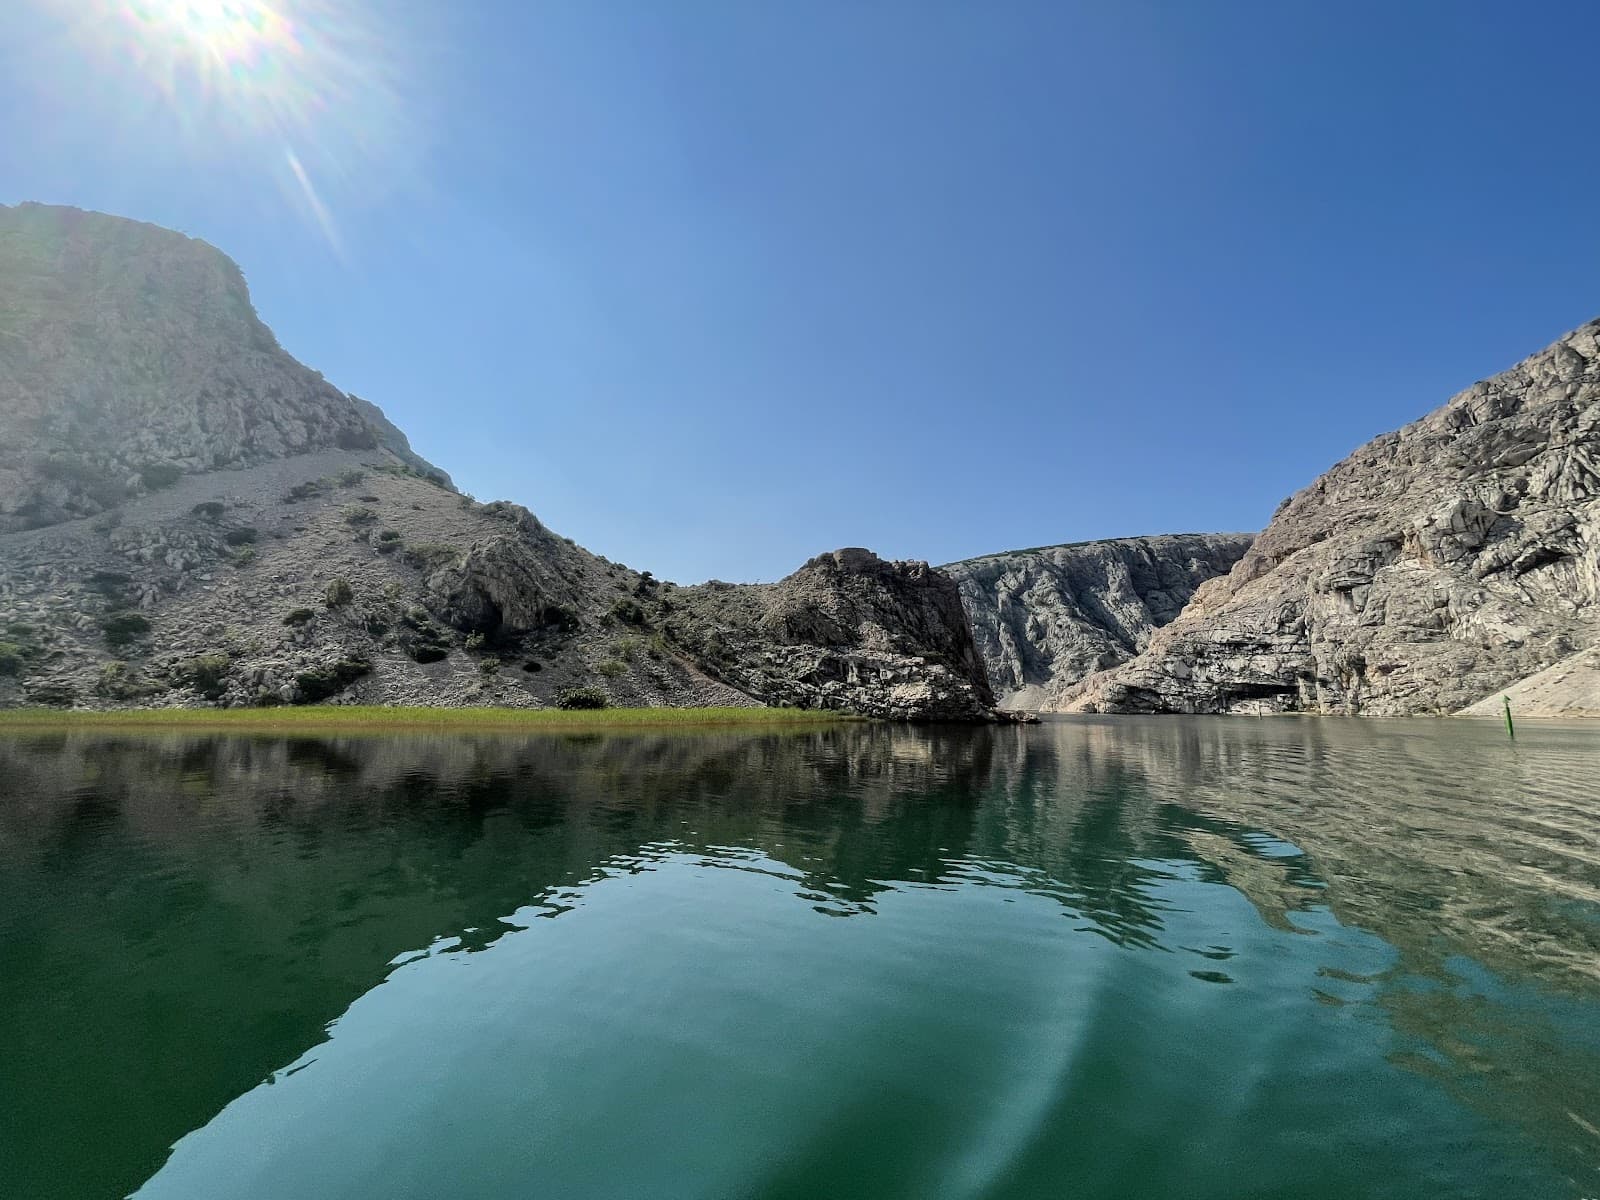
xmin=0 ymin=204 xmax=993 ymax=720
xmin=666 ymin=549 xmax=995 ymax=721
xmin=943 ymin=534 xmax=1252 ymax=709
xmin=1069 ymin=320 xmax=1600 ymax=716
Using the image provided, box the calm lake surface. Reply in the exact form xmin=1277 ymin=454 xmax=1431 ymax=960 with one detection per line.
xmin=1 ymin=717 xmax=1596 ymax=1200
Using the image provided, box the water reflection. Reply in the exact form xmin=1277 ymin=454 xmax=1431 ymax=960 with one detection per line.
xmin=0 ymin=717 xmax=1595 ymax=1199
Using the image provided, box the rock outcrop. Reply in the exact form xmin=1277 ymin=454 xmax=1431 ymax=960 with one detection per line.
xmin=1069 ymin=320 xmax=1600 ymax=716
xmin=0 ymin=202 xmax=449 ymax=532
xmin=0 ymin=204 xmax=995 ymax=721
xmin=943 ymin=534 xmax=1253 ymax=709
xmin=664 ymin=549 xmax=997 ymax=721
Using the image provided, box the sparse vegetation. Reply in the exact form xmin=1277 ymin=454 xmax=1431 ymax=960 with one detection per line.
xmin=95 ymin=662 xmax=167 ymax=701
xmin=464 ymin=631 xmax=486 ymax=652
xmin=224 ymin=527 xmax=259 ymax=546
xmin=403 ymin=542 xmax=460 ymax=571
xmin=596 ymin=658 xmax=627 ymax=678
xmin=284 ymin=480 xmax=326 ymax=502
xmin=478 ymin=656 xmax=500 ymax=676
xmin=0 ymin=642 xmax=25 ymax=677
xmin=230 ymin=546 xmax=257 ymax=567
xmin=294 ymin=656 xmax=372 ymax=703
xmin=178 ymin=653 xmax=232 ymax=697
xmin=0 ymin=706 xmax=849 ymax=731
xmin=100 ymin=611 xmax=151 ymax=648
xmin=610 ymin=598 xmax=647 ymax=626
xmin=343 ymin=505 xmax=377 ymax=527
xmin=337 ymin=468 xmax=366 ymax=488
xmin=191 ymin=501 xmax=227 ymax=520
xmin=325 ymin=578 xmax=354 ymax=608
xmin=139 ymin=464 xmax=183 ymax=490
xmin=87 ymin=570 xmax=132 ymax=597
xmin=283 ymin=608 xmax=316 ymax=626
xmin=555 ymin=686 xmax=610 ymax=710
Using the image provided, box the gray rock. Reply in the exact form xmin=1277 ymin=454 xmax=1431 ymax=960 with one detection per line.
xmin=943 ymin=534 xmax=1253 ymax=709
xmin=1069 ymin=319 xmax=1600 ymax=716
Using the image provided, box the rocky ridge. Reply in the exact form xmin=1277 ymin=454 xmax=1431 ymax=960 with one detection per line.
xmin=1068 ymin=320 xmax=1600 ymax=715
xmin=0 ymin=204 xmax=993 ymax=720
xmin=942 ymin=533 xmax=1253 ymax=709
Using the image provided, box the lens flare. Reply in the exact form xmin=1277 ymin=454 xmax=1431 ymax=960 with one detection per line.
xmin=57 ymin=0 xmax=420 ymax=254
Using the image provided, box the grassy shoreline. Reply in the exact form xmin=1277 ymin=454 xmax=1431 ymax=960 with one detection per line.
xmin=0 ymin=705 xmax=857 ymax=735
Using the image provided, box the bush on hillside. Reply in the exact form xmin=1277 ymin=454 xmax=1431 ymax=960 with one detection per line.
xmin=555 ymin=686 xmax=608 ymax=710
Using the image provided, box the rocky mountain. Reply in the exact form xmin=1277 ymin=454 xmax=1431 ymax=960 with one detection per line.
xmin=943 ymin=533 xmax=1253 ymax=709
xmin=0 ymin=204 xmax=993 ymax=720
xmin=1068 ymin=320 xmax=1600 ymax=716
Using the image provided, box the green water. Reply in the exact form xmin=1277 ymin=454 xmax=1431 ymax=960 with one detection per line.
xmin=1 ymin=718 xmax=1596 ymax=1200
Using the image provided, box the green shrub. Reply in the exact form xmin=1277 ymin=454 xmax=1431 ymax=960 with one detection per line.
xmin=610 ymin=637 xmax=639 ymax=662
xmin=285 ymin=480 xmax=325 ymax=502
xmin=596 ymin=658 xmax=626 ymax=678
xmin=87 ymin=570 xmax=131 ymax=596
xmin=464 ymin=631 xmax=486 ymax=652
xmin=555 ymin=686 xmax=609 ymax=710
xmin=609 ymin=598 xmax=647 ymax=626
xmin=343 ymin=505 xmax=377 ymax=527
xmin=139 ymin=464 xmax=183 ymax=490
xmin=403 ymin=543 xmax=460 ymax=571
xmin=180 ymin=653 xmax=232 ymax=695
xmin=191 ymin=501 xmax=227 ymax=520
xmin=283 ymin=608 xmax=316 ymax=626
xmin=101 ymin=611 xmax=151 ymax=648
xmin=96 ymin=661 xmax=166 ymax=700
xmin=27 ymin=681 xmax=77 ymax=708
xmin=0 ymin=641 xmax=24 ymax=677
xmin=337 ymin=468 xmax=366 ymax=488
xmin=325 ymin=578 xmax=354 ymax=608
xmin=224 ymin=527 xmax=259 ymax=546
xmin=375 ymin=529 xmax=403 ymax=555
xmin=294 ymin=656 xmax=371 ymax=703
xmin=231 ymin=546 xmax=257 ymax=567
xmin=478 ymin=655 xmax=500 ymax=676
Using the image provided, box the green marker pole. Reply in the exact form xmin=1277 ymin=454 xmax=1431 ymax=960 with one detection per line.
xmin=1503 ymin=695 xmax=1515 ymax=740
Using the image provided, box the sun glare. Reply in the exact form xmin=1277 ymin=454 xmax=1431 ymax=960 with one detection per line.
xmin=131 ymin=0 xmax=291 ymax=67
xmin=61 ymin=0 xmax=416 ymax=253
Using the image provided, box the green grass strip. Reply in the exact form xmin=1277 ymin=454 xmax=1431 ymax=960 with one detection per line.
xmin=0 ymin=705 xmax=856 ymax=735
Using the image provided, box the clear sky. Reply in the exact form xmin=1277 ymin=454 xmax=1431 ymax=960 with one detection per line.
xmin=2 ymin=1 xmax=1597 ymax=583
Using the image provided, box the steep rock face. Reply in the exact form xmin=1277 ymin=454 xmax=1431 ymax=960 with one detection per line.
xmin=943 ymin=533 xmax=1253 ymax=708
xmin=666 ymin=549 xmax=997 ymax=720
xmin=0 ymin=202 xmax=447 ymax=531
xmin=0 ymin=204 xmax=993 ymax=721
xmin=1070 ymin=320 xmax=1600 ymax=715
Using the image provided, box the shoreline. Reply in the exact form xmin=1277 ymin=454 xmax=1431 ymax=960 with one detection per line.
xmin=0 ymin=705 xmax=858 ymax=736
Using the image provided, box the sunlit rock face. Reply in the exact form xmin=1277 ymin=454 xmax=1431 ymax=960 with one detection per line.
xmin=943 ymin=534 xmax=1254 ymax=710
xmin=0 ymin=202 xmax=445 ymax=532
xmin=0 ymin=204 xmax=994 ymax=720
xmin=666 ymin=549 xmax=998 ymax=721
xmin=1068 ymin=319 xmax=1600 ymax=716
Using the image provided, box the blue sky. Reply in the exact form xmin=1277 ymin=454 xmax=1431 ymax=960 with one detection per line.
xmin=3 ymin=1 xmax=1597 ymax=583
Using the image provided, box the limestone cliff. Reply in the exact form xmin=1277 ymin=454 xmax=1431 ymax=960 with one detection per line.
xmin=0 ymin=202 xmax=449 ymax=532
xmin=0 ymin=204 xmax=993 ymax=720
xmin=1069 ymin=320 xmax=1600 ymax=716
xmin=942 ymin=534 xmax=1253 ymax=709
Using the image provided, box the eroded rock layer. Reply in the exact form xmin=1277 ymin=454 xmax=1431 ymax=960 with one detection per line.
xmin=1069 ymin=320 xmax=1600 ymax=715
xmin=943 ymin=534 xmax=1253 ymax=709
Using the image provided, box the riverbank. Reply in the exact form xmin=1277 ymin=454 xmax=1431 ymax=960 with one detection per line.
xmin=0 ymin=705 xmax=857 ymax=735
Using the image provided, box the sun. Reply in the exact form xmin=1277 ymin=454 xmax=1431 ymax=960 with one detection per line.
xmin=122 ymin=0 xmax=295 ymax=72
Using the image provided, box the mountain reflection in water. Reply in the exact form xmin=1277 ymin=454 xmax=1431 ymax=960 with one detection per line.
xmin=0 ymin=717 xmax=1594 ymax=1200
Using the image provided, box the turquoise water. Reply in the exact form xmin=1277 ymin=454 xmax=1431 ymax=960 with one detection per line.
xmin=1 ymin=717 xmax=1596 ymax=1198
